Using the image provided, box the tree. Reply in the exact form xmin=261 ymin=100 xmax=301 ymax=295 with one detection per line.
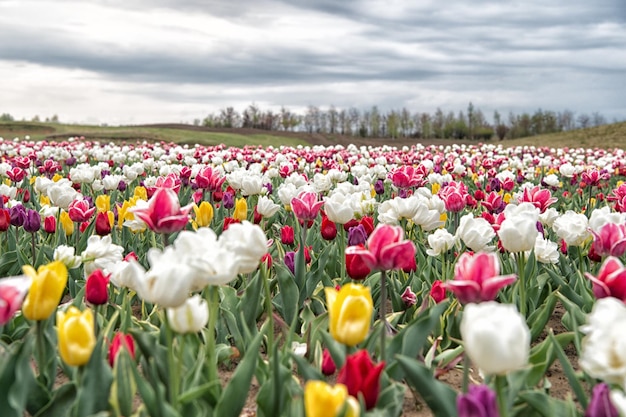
xmin=328 ymin=105 xmax=338 ymax=134
xmin=369 ymin=106 xmax=380 ymax=138
xmin=467 ymin=102 xmax=475 ymax=139
xmin=0 ymin=113 xmax=15 ymax=122
xmin=592 ymin=112 xmax=607 ymax=127
xmin=348 ymin=107 xmax=360 ymax=136
xmin=400 ymin=108 xmax=413 ymax=137
xmin=219 ymin=107 xmax=240 ymax=128
xmin=432 ymin=108 xmax=444 ymax=139
xmin=577 ymin=113 xmax=591 ymax=129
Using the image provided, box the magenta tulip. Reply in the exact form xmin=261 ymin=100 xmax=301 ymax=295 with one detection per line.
xmin=585 ymin=256 xmax=626 ymax=301
xmin=345 ymin=224 xmax=416 ymax=272
xmin=290 ymin=191 xmax=324 ymax=222
xmin=591 ymin=223 xmax=626 ymax=258
xmin=0 ymin=276 xmax=31 ymax=325
xmin=131 ymin=188 xmax=193 ymax=234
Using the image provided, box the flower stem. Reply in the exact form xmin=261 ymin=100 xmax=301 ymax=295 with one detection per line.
xmin=164 ymin=312 xmax=179 ymax=410
xmin=380 ymin=270 xmax=387 ymax=361
xmin=206 ymin=286 xmax=219 ymax=386
xmin=262 ymin=265 xmax=274 ymax=353
xmin=495 ymin=374 xmax=509 ymax=417
xmin=31 ymin=232 xmax=36 ymax=264
xmin=462 ymin=352 xmax=470 ymax=393
xmin=516 ymin=253 xmax=527 ymax=317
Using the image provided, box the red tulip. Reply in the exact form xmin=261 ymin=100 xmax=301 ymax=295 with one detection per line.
xmin=85 ymin=269 xmax=110 ymax=305
xmin=195 ymin=166 xmax=226 ymax=191
xmin=444 ymin=252 xmax=516 ymax=305
xmin=222 ymin=217 xmax=240 ymax=231
xmin=337 ymin=350 xmax=385 ymax=410
xmin=0 ymin=208 xmax=11 ymax=232
xmin=321 ymin=348 xmax=336 ymax=375
xmin=44 ymin=215 xmax=56 ymax=234
xmin=359 ymin=216 xmax=374 ymax=237
xmin=131 ymin=187 xmax=192 ymax=234
xmin=321 ymin=215 xmax=337 ymax=240
xmin=430 ymin=280 xmax=447 ymax=303
xmin=95 ymin=211 xmax=112 ymax=236
xmin=281 ymin=225 xmax=295 ymax=245
xmin=261 ymin=252 xmax=273 ymax=269
xmin=519 ymin=185 xmax=557 ymax=213
xmin=345 ymin=224 xmax=417 ymax=272
xmin=291 ymin=191 xmax=324 ymax=222
xmin=108 ymin=332 xmax=136 ymax=367
xmin=345 ymin=246 xmax=372 ymax=280
xmin=585 ymin=256 xmax=626 ymax=301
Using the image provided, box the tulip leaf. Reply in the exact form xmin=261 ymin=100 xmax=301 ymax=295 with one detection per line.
xmin=111 ymin=349 xmax=136 ymax=417
xmin=525 ymin=332 xmax=574 ymax=388
xmin=548 ymin=331 xmax=588 ymax=410
xmin=214 ymin=328 xmax=263 ymax=417
xmin=239 ymin=269 xmax=264 ymax=330
xmin=276 ymin=264 xmax=300 ymax=326
xmin=385 ymin=301 xmax=450 ymax=379
xmin=527 ymin=291 xmax=557 ymax=341
xmin=0 ymin=250 xmax=21 ymax=275
xmin=290 ymin=352 xmax=324 ymax=382
xmin=517 ymin=391 xmax=579 ymax=417
xmin=0 ymin=337 xmax=33 ymax=417
xmin=395 ymin=355 xmax=458 ymax=417
xmin=33 ymin=383 xmax=77 ymax=417
xmin=74 ymin=337 xmax=114 ymax=416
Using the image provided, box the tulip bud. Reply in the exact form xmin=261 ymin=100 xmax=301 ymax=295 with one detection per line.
xmin=345 ymin=248 xmax=372 ymax=280
xmin=337 ymin=350 xmax=385 ymax=410
xmin=284 ymin=251 xmax=295 ymax=275
xmin=22 ymin=261 xmax=68 ymax=321
xmin=0 ymin=275 xmax=32 ymax=325
xmin=401 ymin=286 xmax=417 ymax=307
xmin=233 ymin=197 xmax=248 ymax=221
xmin=321 ymin=348 xmax=336 ymax=375
xmin=585 ymin=383 xmax=619 ymax=417
xmin=430 ymin=280 xmax=447 ymax=303
xmin=85 ymin=269 xmax=110 ymax=305
xmin=457 ymin=385 xmax=499 ymax=417
xmin=109 ymin=332 xmax=136 ymax=367
xmin=0 ymin=209 xmax=10 ymax=232
xmin=95 ymin=211 xmax=112 ymax=236
xmin=281 ymin=225 xmax=295 ymax=245
xmin=60 ymin=210 xmax=74 ymax=236
xmin=44 ymin=215 xmax=56 ymax=234
xmin=325 ymin=284 xmax=373 ymax=346
xmin=261 ymin=252 xmax=273 ymax=269
xmin=347 ymin=224 xmax=368 ymax=246
xmin=57 ymin=307 xmax=96 ymax=366
xmin=166 ymin=294 xmax=209 ymax=333
xmin=321 ymin=215 xmax=337 ymax=240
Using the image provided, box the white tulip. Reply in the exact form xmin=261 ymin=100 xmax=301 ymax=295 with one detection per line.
xmin=461 ymin=301 xmax=530 ymax=375
xmin=426 ymin=229 xmax=457 ymax=256
xmin=256 ymin=196 xmax=280 ymax=218
xmin=220 ymin=221 xmax=268 ymax=274
xmin=553 ymin=210 xmax=591 ymax=246
xmin=530 ymin=235 xmax=559 ymax=264
xmin=167 ymin=295 xmax=209 ymax=333
xmin=498 ymin=203 xmax=539 ymax=253
xmin=324 ymin=193 xmax=355 ymax=224
xmin=456 ymin=214 xmax=495 ymax=252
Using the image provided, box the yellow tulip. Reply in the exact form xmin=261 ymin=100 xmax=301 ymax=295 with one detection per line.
xmin=233 ymin=197 xmax=248 ymax=221
xmin=193 ymin=201 xmax=214 ymax=228
xmin=56 ymin=307 xmax=96 ymax=366
xmin=95 ymin=194 xmax=110 ymax=213
xmin=431 ymin=182 xmax=441 ymax=194
xmin=133 ymin=186 xmax=147 ymax=201
xmin=22 ymin=261 xmax=69 ymax=321
xmin=59 ymin=210 xmax=74 ymax=236
xmin=39 ymin=195 xmax=51 ymax=206
xmin=325 ymin=283 xmax=373 ymax=346
xmin=52 ymin=173 xmax=63 ymax=182
xmin=304 ymin=381 xmax=358 ymax=417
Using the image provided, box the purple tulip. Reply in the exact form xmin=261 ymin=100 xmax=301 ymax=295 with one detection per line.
xmin=585 ymin=383 xmax=618 ymax=417
xmin=223 ymin=192 xmax=235 ymax=209
xmin=10 ymin=205 xmax=26 ymax=227
xmin=23 ymin=209 xmax=41 ymax=233
xmin=374 ymin=179 xmax=385 ymax=195
xmin=284 ymin=251 xmax=295 ymax=275
xmin=347 ymin=224 xmax=368 ymax=246
xmin=457 ymin=385 xmax=499 ymax=417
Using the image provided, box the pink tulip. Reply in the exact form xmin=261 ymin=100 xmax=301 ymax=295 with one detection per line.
xmin=585 ymin=256 xmax=626 ymax=301
xmin=388 ymin=165 xmax=427 ymax=189
xmin=439 ymin=181 xmax=470 ymax=213
xmin=131 ymin=188 xmax=193 ymax=234
xmin=290 ymin=191 xmax=324 ymax=222
xmin=591 ymin=223 xmax=626 ymax=258
xmin=444 ymin=252 xmax=516 ymax=304
xmin=519 ymin=185 xmax=557 ymax=213
xmin=0 ymin=276 xmax=32 ymax=325
xmin=345 ymin=224 xmax=417 ymax=272
xmin=68 ymin=199 xmax=96 ymax=223
xmin=195 ymin=166 xmax=226 ymax=192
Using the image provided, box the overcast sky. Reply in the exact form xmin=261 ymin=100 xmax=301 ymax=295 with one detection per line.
xmin=0 ymin=0 xmax=624 ymax=125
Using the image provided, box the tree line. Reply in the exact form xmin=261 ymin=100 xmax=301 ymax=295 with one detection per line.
xmin=195 ymin=103 xmax=612 ymax=141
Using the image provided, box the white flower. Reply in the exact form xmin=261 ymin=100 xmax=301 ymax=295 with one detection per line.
xmin=543 ymin=174 xmax=560 ymax=187
xmin=109 ymin=260 xmax=146 ymax=293
xmin=53 ymin=245 xmax=82 ymax=269
xmin=538 ymin=207 xmax=559 ymax=227
xmin=0 ymin=184 xmax=17 ymax=199
xmin=81 ymin=235 xmax=124 ymax=277
xmin=461 ymin=301 xmax=530 ymax=375
xmin=553 ymin=210 xmax=591 ymax=246
xmin=498 ymin=203 xmax=539 ymax=253
xmin=167 ymin=295 xmax=209 ymax=333
xmin=48 ymin=182 xmax=79 ymax=210
xmin=241 ymin=175 xmax=264 ymax=196
xmin=580 ymin=297 xmax=626 ymax=387
xmin=426 ymin=229 xmax=457 ymax=256
xmin=256 ymin=196 xmax=280 ymax=218
xmin=138 ymin=248 xmax=195 ymax=308
xmin=324 ymin=193 xmax=355 ymax=224
xmin=291 ymin=342 xmax=308 ymax=357
xmin=220 ymin=221 xmax=268 ymax=274
xmin=456 ymin=214 xmax=495 ymax=252
xmin=610 ymin=390 xmax=626 ymax=416
xmin=530 ymin=235 xmax=559 ymax=264
xmin=588 ymin=206 xmax=625 ymax=233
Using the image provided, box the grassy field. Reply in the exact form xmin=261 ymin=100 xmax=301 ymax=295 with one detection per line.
xmin=1 ymin=120 xmax=625 ymax=150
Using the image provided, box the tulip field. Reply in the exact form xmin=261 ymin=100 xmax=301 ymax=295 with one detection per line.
xmin=3 ymin=136 xmax=626 ymax=417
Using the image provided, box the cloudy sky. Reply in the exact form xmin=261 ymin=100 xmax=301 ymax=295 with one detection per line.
xmin=0 ymin=0 xmax=624 ymax=125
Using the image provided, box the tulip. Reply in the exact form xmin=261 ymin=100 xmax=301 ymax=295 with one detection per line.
xmin=195 ymin=166 xmax=226 ymax=191
xmin=337 ymin=349 xmax=385 ymax=410
xmin=345 ymin=247 xmax=372 ymax=280
xmin=233 ymin=197 xmax=248 ymax=221
xmin=585 ymin=257 xmax=626 ymax=301
xmin=85 ymin=269 xmax=110 ymax=305
xmin=457 ymin=385 xmax=499 ymax=417
xmin=345 ymin=224 xmax=417 ymax=272
xmin=401 ymin=286 xmax=417 ymax=307
xmin=460 ymin=301 xmax=530 ymax=375
xmin=256 ymin=195 xmax=280 ymax=218
xmin=130 ymin=187 xmax=193 ymax=234
xmin=220 ymin=221 xmax=269 ymax=274
xmin=57 ymin=307 xmax=96 ymax=366
xmin=430 ymin=280 xmax=447 ymax=303
xmin=0 ymin=208 xmax=10 ymax=232
xmin=321 ymin=215 xmax=337 ymax=240
xmin=193 ymin=201 xmax=214 ymax=228
xmin=68 ymin=198 xmax=96 ymax=223
xmin=167 ymin=294 xmax=209 ymax=333
xmin=284 ymin=251 xmax=295 ymax=275
xmin=444 ymin=252 xmax=516 ymax=305
xmin=553 ymin=210 xmax=591 ymax=247
xmin=59 ymin=210 xmax=74 ymax=236
xmin=0 ymin=275 xmax=32 ymax=325
xmin=23 ymin=209 xmax=41 ymax=233
xmin=591 ymin=223 xmax=626 ymax=258
xmin=108 ymin=332 xmax=136 ymax=367
xmin=497 ymin=203 xmax=539 ymax=253
xmin=22 ymin=261 xmax=68 ymax=321
xmin=359 ymin=216 xmax=374 ymax=236
xmin=95 ymin=194 xmax=111 ymax=213
xmin=426 ymin=228 xmax=457 ymax=256
xmin=325 ymin=283 xmax=373 ymax=346
xmin=10 ymin=204 xmax=26 ymax=227
xmin=95 ymin=211 xmax=113 ymax=236
xmin=586 ymin=383 xmax=619 ymax=417
xmin=456 ymin=214 xmax=496 ymax=252
xmin=304 ymin=380 xmax=359 ymax=417
xmin=281 ymin=225 xmax=295 ymax=245
xmin=321 ymin=348 xmax=336 ymax=375
xmin=291 ymin=190 xmax=324 ymax=222
xmin=44 ymin=215 xmax=56 ymax=234
xmin=347 ymin=224 xmax=368 ymax=246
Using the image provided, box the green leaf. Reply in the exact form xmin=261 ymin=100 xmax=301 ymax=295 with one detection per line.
xmin=111 ymin=349 xmax=136 ymax=417
xmin=74 ymin=337 xmax=114 ymax=416
xmin=276 ymin=264 xmax=300 ymax=326
xmin=518 ymin=391 xmax=579 ymax=417
xmin=239 ymin=269 xmax=264 ymax=330
xmin=527 ymin=291 xmax=557 ymax=341
xmin=0 ymin=338 xmax=33 ymax=417
xmin=214 ymin=328 xmax=263 ymax=417
xmin=290 ymin=352 xmax=324 ymax=382
xmin=395 ymin=355 xmax=457 ymax=417
xmin=33 ymin=383 xmax=77 ymax=417
xmin=319 ymin=329 xmax=346 ymax=370
xmin=549 ymin=331 xmax=588 ymax=410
